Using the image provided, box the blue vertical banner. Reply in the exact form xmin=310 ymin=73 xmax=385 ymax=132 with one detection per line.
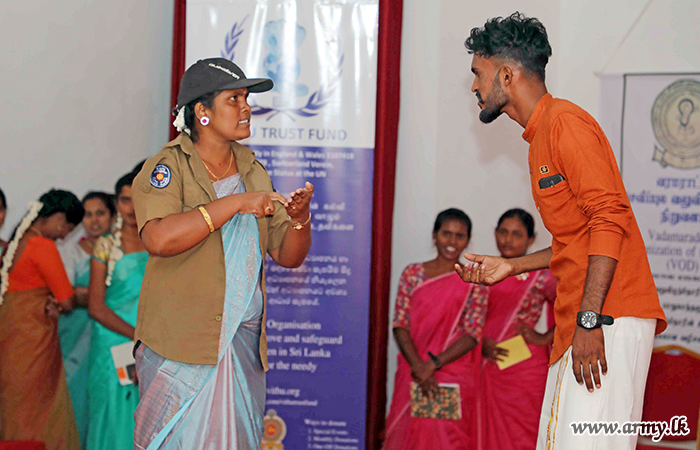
xmin=187 ymin=2 xmax=379 ymax=449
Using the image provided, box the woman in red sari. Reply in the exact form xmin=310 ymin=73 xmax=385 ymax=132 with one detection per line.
xmin=383 ymin=209 xmax=488 ymax=450
xmin=476 ymin=208 xmax=557 ymax=450
xmin=0 ymin=189 xmax=85 ymax=450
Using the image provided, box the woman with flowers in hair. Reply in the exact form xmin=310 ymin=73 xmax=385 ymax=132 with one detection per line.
xmin=132 ymin=58 xmax=313 ymax=449
xmin=86 ymin=168 xmax=147 ymax=450
xmin=0 ymin=188 xmax=85 ymax=450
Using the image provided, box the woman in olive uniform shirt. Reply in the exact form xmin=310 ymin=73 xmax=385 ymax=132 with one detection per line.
xmin=132 ymin=58 xmax=313 ymax=449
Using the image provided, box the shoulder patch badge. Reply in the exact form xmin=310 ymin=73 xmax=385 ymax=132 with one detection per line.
xmin=150 ymin=164 xmax=171 ymax=189
xmin=539 ymin=165 xmax=550 ymax=175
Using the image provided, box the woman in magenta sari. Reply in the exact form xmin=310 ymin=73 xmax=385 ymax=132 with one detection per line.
xmin=476 ymin=208 xmax=557 ymax=450
xmin=383 ymin=209 xmax=488 ymax=450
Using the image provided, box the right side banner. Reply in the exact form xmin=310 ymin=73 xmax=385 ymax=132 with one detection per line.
xmin=621 ymin=73 xmax=700 ymax=352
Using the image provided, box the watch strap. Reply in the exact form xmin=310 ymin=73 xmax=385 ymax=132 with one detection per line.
xmin=600 ymin=314 xmax=614 ymax=326
xmin=428 ymin=352 xmax=442 ymax=370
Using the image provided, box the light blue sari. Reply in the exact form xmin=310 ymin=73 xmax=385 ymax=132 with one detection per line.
xmin=58 ymin=251 xmax=92 ymax=448
xmin=134 ymin=174 xmax=265 ymax=449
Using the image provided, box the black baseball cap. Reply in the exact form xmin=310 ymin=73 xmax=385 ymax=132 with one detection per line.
xmin=175 ymin=58 xmax=273 ymax=112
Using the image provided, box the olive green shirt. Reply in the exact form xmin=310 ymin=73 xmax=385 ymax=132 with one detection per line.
xmin=133 ymin=133 xmax=289 ymax=368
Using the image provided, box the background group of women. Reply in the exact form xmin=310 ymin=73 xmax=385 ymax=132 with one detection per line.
xmin=0 ymin=163 xmax=148 ymax=450
xmin=0 ymin=184 xmax=556 ymax=450
xmin=0 ymin=186 xmax=557 ymax=450
xmin=383 ymin=207 xmax=558 ymax=450
xmin=0 ymin=186 xmax=555 ymax=450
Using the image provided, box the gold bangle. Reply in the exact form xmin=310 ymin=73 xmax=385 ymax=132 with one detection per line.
xmin=289 ymin=213 xmax=311 ymax=230
xmin=198 ymin=206 xmax=215 ymax=233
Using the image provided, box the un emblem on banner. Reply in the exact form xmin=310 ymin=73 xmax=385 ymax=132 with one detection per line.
xmin=261 ymin=410 xmax=287 ymax=449
xmin=651 ymin=79 xmax=700 ymax=169
xmin=221 ymin=17 xmax=344 ymax=121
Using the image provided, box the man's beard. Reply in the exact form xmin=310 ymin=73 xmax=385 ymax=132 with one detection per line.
xmin=478 ymin=74 xmax=509 ymax=124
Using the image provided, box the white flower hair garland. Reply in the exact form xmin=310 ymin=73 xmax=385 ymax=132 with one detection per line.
xmin=105 ymin=214 xmax=124 ymax=287
xmin=173 ymin=107 xmax=191 ymax=136
xmin=0 ymin=201 xmax=44 ymax=306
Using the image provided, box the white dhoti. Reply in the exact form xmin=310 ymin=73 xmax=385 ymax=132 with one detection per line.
xmin=536 ymin=317 xmax=657 ymax=450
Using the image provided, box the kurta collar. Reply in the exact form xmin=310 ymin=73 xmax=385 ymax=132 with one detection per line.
xmin=522 ymin=93 xmax=553 ymax=144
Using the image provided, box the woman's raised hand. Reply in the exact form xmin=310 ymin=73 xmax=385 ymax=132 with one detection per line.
xmin=238 ymin=191 xmax=288 ymax=218
xmin=455 ymin=253 xmax=514 ymax=286
xmin=284 ymin=182 xmax=314 ymax=221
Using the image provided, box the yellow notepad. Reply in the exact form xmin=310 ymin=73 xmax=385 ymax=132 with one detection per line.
xmin=496 ymin=334 xmax=532 ymax=370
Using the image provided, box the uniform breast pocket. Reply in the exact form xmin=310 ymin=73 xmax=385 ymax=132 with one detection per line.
xmin=182 ymin=182 xmax=211 ymax=212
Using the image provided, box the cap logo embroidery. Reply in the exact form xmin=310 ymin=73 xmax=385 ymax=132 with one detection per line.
xmin=208 ymin=63 xmax=240 ymax=79
xmin=540 ymin=165 xmax=550 ymax=174
xmin=150 ymin=164 xmax=172 ymax=189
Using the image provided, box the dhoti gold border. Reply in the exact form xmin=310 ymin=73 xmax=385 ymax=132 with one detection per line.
xmin=547 ymin=349 xmax=571 ymax=450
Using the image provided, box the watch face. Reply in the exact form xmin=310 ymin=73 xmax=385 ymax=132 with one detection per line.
xmin=580 ymin=311 xmax=598 ymax=329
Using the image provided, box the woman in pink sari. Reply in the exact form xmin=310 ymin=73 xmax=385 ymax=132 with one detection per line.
xmin=383 ymin=209 xmax=488 ymax=450
xmin=476 ymin=208 xmax=557 ymax=450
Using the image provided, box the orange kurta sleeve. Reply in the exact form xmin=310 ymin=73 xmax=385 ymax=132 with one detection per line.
xmin=29 ymin=237 xmax=74 ymax=303
xmin=550 ymin=113 xmax=631 ymax=260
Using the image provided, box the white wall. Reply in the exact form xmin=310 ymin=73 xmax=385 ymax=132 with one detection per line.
xmin=0 ymin=0 xmax=174 ymax=240
xmin=558 ymin=0 xmax=700 ymax=120
xmin=387 ymin=0 xmax=700 ymax=410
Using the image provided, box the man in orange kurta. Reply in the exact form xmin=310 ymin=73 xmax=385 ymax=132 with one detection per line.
xmin=457 ymin=12 xmax=667 ymax=450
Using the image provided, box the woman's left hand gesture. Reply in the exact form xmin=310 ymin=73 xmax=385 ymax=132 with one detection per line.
xmin=284 ymin=182 xmax=314 ymax=222
xmin=45 ymin=295 xmax=65 ymax=319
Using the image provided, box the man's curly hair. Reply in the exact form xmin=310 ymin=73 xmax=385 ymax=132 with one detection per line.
xmin=465 ymin=12 xmax=552 ymax=81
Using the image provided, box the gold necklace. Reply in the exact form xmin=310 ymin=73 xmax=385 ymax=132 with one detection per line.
xmin=29 ymin=226 xmax=43 ymax=237
xmin=202 ymin=150 xmax=233 ymax=182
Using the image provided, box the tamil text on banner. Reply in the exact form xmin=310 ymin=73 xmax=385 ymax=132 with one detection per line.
xmin=620 ymin=73 xmax=700 ymax=353
xmin=186 ymin=2 xmax=379 ymax=449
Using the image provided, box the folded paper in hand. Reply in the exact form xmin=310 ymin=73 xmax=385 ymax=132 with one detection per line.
xmin=110 ymin=341 xmax=136 ymax=386
xmin=496 ymin=334 xmax=532 ymax=370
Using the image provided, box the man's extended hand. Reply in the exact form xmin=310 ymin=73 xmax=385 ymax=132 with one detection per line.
xmin=454 ymin=253 xmax=514 ymax=286
xmin=571 ymin=326 xmax=607 ymax=392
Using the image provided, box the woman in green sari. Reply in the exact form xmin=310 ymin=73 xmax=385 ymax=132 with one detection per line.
xmin=86 ymin=170 xmax=147 ymax=450
xmin=59 ymin=191 xmax=115 ymax=448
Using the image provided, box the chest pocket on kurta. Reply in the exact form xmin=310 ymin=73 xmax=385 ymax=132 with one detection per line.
xmin=535 ymin=179 xmax=580 ymax=235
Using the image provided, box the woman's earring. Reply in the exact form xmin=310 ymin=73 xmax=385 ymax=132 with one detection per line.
xmin=200 ymin=116 xmax=210 ymax=126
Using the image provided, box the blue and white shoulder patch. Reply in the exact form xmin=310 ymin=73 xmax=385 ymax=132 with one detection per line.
xmin=150 ymin=164 xmax=171 ymax=189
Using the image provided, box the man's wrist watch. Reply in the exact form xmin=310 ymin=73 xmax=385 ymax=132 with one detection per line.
xmin=576 ymin=310 xmax=614 ymax=330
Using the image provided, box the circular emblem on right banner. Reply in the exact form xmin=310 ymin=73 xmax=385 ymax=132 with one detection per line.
xmin=651 ymin=79 xmax=700 ymax=169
